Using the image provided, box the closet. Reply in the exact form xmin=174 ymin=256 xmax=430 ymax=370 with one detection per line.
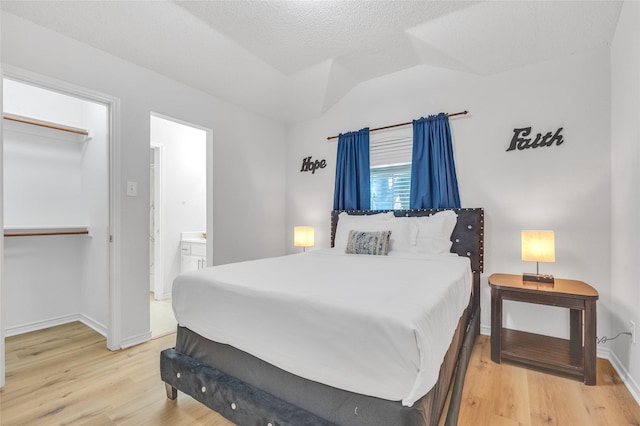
xmin=2 ymin=78 xmax=110 ymax=337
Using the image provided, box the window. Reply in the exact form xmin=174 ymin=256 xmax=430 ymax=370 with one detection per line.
xmin=369 ymin=129 xmax=412 ymax=210
xmin=370 ymin=163 xmax=411 ymax=210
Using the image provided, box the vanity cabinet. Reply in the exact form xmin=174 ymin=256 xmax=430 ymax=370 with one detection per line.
xmin=180 ymin=240 xmax=206 ymax=273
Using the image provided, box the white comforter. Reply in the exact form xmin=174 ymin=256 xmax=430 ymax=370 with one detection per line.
xmin=172 ymin=249 xmax=472 ymax=407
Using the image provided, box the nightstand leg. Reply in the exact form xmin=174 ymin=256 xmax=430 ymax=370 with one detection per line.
xmin=584 ymin=300 xmax=597 ymax=385
xmin=569 ymin=309 xmax=582 ymax=359
xmin=491 ymin=288 xmax=502 ymax=363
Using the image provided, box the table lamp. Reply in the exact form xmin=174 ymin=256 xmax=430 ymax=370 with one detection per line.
xmin=294 ymin=226 xmax=314 ymax=252
xmin=521 ymin=230 xmax=555 ymax=283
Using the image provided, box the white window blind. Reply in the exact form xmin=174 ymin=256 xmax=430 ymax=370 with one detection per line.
xmin=370 ymin=129 xmax=412 ymax=210
xmin=370 ymin=134 xmax=413 ymax=168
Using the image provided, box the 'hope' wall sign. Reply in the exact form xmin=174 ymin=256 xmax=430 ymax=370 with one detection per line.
xmin=507 ymin=127 xmax=564 ymax=152
xmin=300 ymin=156 xmax=327 ymax=174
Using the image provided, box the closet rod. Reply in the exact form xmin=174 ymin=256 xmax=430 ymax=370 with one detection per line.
xmin=4 ymin=229 xmax=89 ymax=237
xmin=326 ymin=110 xmax=469 ymax=141
xmin=3 ymin=113 xmax=90 ymax=136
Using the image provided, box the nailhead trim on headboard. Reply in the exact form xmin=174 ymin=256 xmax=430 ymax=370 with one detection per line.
xmin=330 ymin=208 xmax=484 ymax=274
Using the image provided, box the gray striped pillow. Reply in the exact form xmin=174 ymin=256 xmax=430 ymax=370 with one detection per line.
xmin=345 ymin=230 xmax=391 ymax=255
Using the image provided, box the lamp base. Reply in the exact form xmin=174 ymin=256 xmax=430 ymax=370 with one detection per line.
xmin=523 ymin=273 xmax=555 ymax=284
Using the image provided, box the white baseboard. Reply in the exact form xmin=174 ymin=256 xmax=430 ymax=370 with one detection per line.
xmin=4 ymin=314 xmax=106 ymax=338
xmin=600 ymin=346 xmax=640 ymax=406
xmin=79 ymin=314 xmax=107 ymax=337
xmin=152 ymin=292 xmax=172 ymax=301
xmin=4 ymin=314 xmax=80 ymax=337
xmin=4 ymin=314 xmax=151 ymax=351
xmin=480 ymin=323 xmax=640 ymax=407
xmin=480 ymin=324 xmax=491 ymax=336
xmin=120 ymin=330 xmax=152 ymax=349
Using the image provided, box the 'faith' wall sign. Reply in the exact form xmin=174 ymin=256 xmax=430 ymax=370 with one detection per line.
xmin=507 ymin=127 xmax=564 ymax=152
xmin=300 ymin=156 xmax=327 ymax=174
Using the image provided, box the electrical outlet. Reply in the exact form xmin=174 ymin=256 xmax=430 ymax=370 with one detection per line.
xmin=631 ymin=320 xmax=636 ymax=344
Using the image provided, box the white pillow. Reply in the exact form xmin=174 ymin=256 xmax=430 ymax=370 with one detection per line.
xmin=334 ymin=212 xmax=393 ymax=250
xmin=409 ymin=211 xmax=458 ymax=255
xmin=381 ymin=217 xmax=412 ymax=252
xmin=334 ymin=212 xmax=414 ymax=252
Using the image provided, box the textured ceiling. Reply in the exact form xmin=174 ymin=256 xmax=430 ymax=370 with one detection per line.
xmin=176 ymin=1 xmax=475 ymax=75
xmin=0 ymin=1 xmax=623 ymax=125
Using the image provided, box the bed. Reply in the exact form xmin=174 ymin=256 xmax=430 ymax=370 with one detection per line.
xmin=161 ymin=208 xmax=484 ymax=426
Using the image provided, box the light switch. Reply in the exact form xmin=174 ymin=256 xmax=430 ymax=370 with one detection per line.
xmin=127 ymin=181 xmax=138 ymax=197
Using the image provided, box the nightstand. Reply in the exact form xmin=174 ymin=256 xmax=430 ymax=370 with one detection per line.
xmin=489 ymin=273 xmax=599 ymax=385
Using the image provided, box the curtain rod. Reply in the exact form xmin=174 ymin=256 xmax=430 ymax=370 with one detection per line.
xmin=326 ymin=110 xmax=469 ymax=141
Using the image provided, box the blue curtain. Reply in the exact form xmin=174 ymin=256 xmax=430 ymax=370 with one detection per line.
xmin=410 ymin=113 xmax=460 ymax=209
xmin=333 ymin=128 xmax=371 ymax=210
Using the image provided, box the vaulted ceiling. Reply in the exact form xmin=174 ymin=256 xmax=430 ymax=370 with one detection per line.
xmin=0 ymin=1 xmax=623 ymax=124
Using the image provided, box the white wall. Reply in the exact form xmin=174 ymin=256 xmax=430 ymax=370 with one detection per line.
xmin=287 ymin=49 xmax=612 ymax=344
xmin=150 ymin=115 xmax=207 ymax=299
xmin=3 ymin=79 xmax=87 ymax=227
xmin=3 ymin=78 xmax=109 ymax=334
xmin=80 ymin=99 xmax=110 ymax=330
xmin=1 ymin=11 xmax=287 ymax=348
xmin=3 ymin=236 xmax=84 ymax=330
xmin=611 ymin=1 xmax=640 ymax=401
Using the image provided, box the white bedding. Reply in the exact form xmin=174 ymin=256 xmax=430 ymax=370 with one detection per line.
xmin=172 ymin=249 xmax=472 ymax=407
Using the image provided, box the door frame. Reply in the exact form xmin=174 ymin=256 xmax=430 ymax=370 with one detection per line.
xmin=149 ymin=143 xmax=164 ymax=298
xmin=0 ymin=65 xmax=123 ymax=384
xmin=149 ymin=111 xmax=213 ymax=277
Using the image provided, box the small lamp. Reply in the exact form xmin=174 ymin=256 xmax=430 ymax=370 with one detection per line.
xmin=294 ymin=226 xmax=314 ymax=252
xmin=521 ymin=230 xmax=555 ymax=283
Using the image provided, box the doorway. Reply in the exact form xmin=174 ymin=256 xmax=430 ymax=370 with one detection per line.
xmin=1 ymin=77 xmax=112 ymax=341
xmin=149 ymin=114 xmax=207 ymax=338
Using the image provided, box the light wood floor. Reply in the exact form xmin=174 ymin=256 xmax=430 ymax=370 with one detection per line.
xmin=1 ymin=322 xmax=639 ymax=425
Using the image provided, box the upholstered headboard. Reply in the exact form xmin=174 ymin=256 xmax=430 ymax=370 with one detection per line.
xmin=330 ymin=208 xmax=484 ymax=274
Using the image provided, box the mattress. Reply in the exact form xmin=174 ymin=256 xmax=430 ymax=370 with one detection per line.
xmin=172 ymin=249 xmax=472 ymax=407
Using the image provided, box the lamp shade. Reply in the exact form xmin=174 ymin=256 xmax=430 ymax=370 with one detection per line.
xmin=294 ymin=226 xmax=314 ymax=248
xmin=521 ymin=230 xmax=555 ymax=263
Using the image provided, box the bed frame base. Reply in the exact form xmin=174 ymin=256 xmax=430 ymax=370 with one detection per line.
xmin=444 ymin=306 xmax=479 ymax=426
xmin=161 ymin=348 xmax=335 ymax=426
xmin=160 ymin=307 xmax=479 ymax=426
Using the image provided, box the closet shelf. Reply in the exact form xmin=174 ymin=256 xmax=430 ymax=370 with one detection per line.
xmin=4 ymin=226 xmax=90 ymax=237
xmin=3 ymin=113 xmax=90 ymax=140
